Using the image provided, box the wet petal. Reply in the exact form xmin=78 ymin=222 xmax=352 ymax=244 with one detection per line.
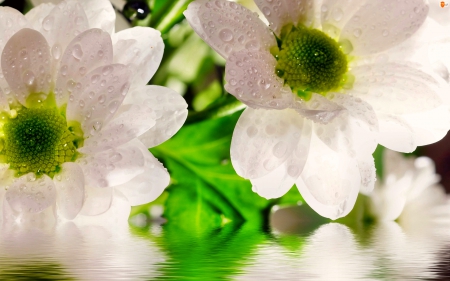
xmin=25 ymin=3 xmax=54 ymax=31
xmin=1 ymin=28 xmax=51 ymax=106
xmin=350 ymin=63 xmax=442 ymax=114
xmin=224 ymin=49 xmax=293 ymax=109
xmin=320 ymin=0 xmax=364 ymax=39
xmin=125 ymin=85 xmax=188 ymax=148
xmin=78 ymin=0 xmax=116 ymax=34
xmin=115 ymin=141 xmax=170 ymax=206
xmin=293 ymin=93 xmax=345 ymax=125
xmin=113 ymin=27 xmax=164 ymax=87
xmin=55 ymin=28 xmax=113 ymax=106
xmin=377 ymin=113 xmax=416 ymax=153
xmin=66 ymin=63 xmax=131 ymax=133
xmin=54 ymin=162 xmax=85 ymax=220
xmin=340 ymin=0 xmax=428 ymax=55
xmin=251 ymin=119 xmax=312 ymax=198
xmin=357 ymin=153 xmax=376 ymax=195
xmin=5 ymin=173 xmax=56 ymax=214
xmin=78 ymin=141 xmax=145 ymax=188
xmin=254 ymin=0 xmax=316 ymax=36
xmin=80 ymin=103 xmax=156 ymax=153
xmin=231 ymin=107 xmax=303 ymax=179
xmin=184 ymin=0 xmax=276 ymax=59
xmin=39 ymin=0 xmax=89 ymax=57
xmin=296 ymin=132 xmax=360 ymax=220
xmin=79 ymin=185 xmax=112 ymax=216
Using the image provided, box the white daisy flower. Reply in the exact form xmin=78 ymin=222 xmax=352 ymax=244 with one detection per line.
xmin=368 ymin=150 xmax=450 ymax=223
xmin=184 ymin=0 xmax=450 ymax=219
xmin=0 ymin=0 xmax=188 ymax=224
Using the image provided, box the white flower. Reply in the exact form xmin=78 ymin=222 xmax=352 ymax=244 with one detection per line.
xmin=368 ymin=149 xmax=450 ymax=223
xmin=184 ymin=0 xmax=450 ymax=219
xmin=0 ymin=0 xmax=188 ymax=224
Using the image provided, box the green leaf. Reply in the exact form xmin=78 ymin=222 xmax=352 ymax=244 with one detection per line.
xmin=151 ymin=111 xmax=274 ymax=230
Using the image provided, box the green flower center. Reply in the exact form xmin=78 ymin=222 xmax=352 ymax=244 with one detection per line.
xmin=0 ymin=94 xmax=83 ymax=178
xmin=275 ymin=25 xmax=348 ymax=99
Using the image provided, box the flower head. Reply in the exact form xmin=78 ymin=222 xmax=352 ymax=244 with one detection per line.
xmin=0 ymin=0 xmax=187 ymax=223
xmin=185 ymin=0 xmax=450 ymax=219
xmin=368 ymin=149 xmax=450 ymax=223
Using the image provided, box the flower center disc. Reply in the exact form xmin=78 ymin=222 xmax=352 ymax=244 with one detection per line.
xmin=276 ymin=26 xmax=348 ymax=97
xmin=3 ymin=108 xmax=77 ymax=177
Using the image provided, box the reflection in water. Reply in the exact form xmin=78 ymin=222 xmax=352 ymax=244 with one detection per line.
xmin=0 ymin=219 xmax=165 ymax=280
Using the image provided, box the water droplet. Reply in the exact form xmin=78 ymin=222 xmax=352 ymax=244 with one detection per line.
xmin=108 ymin=100 xmax=118 ymax=113
xmin=353 ymin=28 xmax=362 ymax=38
xmin=97 ymin=50 xmax=104 ymax=58
xmin=75 ymin=16 xmax=84 ymax=25
xmin=88 ymin=91 xmax=95 ymax=99
xmin=287 ymin=165 xmax=300 ymax=177
xmin=72 ymin=44 xmax=83 ymax=60
xmin=382 ymin=29 xmax=389 ymax=37
xmin=245 ymin=40 xmax=259 ymax=50
xmin=262 ymin=6 xmax=271 ymax=15
xmin=246 ymin=125 xmax=258 ymax=137
xmin=332 ymin=8 xmax=343 ymax=21
xmin=102 ymin=65 xmax=113 ymax=76
xmin=98 ymin=95 xmax=106 ymax=104
xmin=91 ymin=74 xmax=100 ymax=84
xmin=52 ymin=44 xmax=61 ymax=60
xmin=79 ymin=67 xmax=87 ymax=75
xmin=109 ymin=152 xmax=122 ymax=162
xmin=208 ymin=21 xmax=215 ymax=28
xmin=79 ymin=100 xmax=85 ymax=108
xmin=60 ymin=65 xmax=68 ymax=76
xmin=67 ymin=80 xmax=76 ymax=92
xmin=219 ymin=28 xmax=233 ymax=42
xmin=19 ymin=48 xmax=27 ymax=60
xmin=42 ymin=15 xmax=54 ymax=31
xmin=22 ymin=70 xmax=35 ymax=87
xmin=108 ymin=86 xmax=114 ymax=93
xmin=273 ymin=142 xmax=287 ymax=158
xmin=414 ymin=7 xmax=420 ymax=13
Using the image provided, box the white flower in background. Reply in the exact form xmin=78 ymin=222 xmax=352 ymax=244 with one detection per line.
xmin=0 ymin=0 xmax=188 ymax=224
xmin=184 ymin=0 xmax=450 ymax=219
xmin=368 ymin=149 xmax=450 ymax=223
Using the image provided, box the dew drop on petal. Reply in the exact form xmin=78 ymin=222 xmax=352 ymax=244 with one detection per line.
xmin=60 ymin=65 xmax=68 ymax=76
xmin=273 ymin=141 xmax=287 ymax=158
xmin=52 ymin=44 xmax=62 ymax=60
xmin=382 ymin=29 xmax=389 ymax=37
xmin=102 ymin=66 xmax=113 ymax=76
xmin=332 ymin=8 xmax=343 ymax=21
xmin=98 ymin=94 xmax=105 ymax=104
xmin=22 ymin=70 xmax=35 ymax=87
xmin=75 ymin=16 xmax=84 ymax=25
xmin=72 ymin=44 xmax=83 ymax=60
xmin=353 ymin=28 xmax=362 ymax=38
xmin=42 ymin=15 xmax=54 ymax=31
xmin=262 ymin=6 xmax=271 ymax=16
xmin=246 ymin=125 xmax=258 ymax=137
xmin=91 ymin=74 xmax=100 ymax=84
xmin=108 ymin=100 xmax=118 ymax=113
xmin=219 ymin=28 xmax=233 ymax=42
xmin=67 ymin=80 xmax=76 ymax=92
xmin=109 ymin=152 xmax=122 ymax=162
xmin=79 ymin=67 xmax=87 ymax=75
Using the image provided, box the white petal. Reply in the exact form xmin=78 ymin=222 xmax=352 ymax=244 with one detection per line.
xmin=377 ymin=113 xmax=416 ymax=153
xmin=184 ymin=0 xmax=276 ymax=59
xmin=320 ymin=0 xmax=364 ymax=39
xmin=296 ymin=133 xmax=360 ymax=220
xmin=350 ymin=63 xmax=442 ymax=114
xmin=401 ymin=105 xmax=450 ymax=147
xmin=78 ymin=141 xmax=145 ymax=188
xmin=125 ymin=85 xmax=188 ymax=148
xmin=357 ymin=153 xmax=376 ymax=195
xmin=224 ymin=50 xmax=293 ymax=109
xmin=79 ymin=185 xmax=112 ymax=216
xmin=231 ymin=107 xmax=303 ymax=179
xmin=340 ymin=0 xmax=428 ymax=55
xmin=254 ymin=0 xmax=315 ymax=36
xmin=54 ymin=162 xmax=85 ymax=220
xmin=78 ymin=0 xmax=116 ymax=34
xmin=66 ymin=63 xmax=131 ymax=133
xmin=251 ymin=119 xmax=312 ymax=199
xmin=1 ymin=28 xmax=51 ymax=106
xmin=113 ymin=27 xmax=164 ymax=87
xmin=39 ymin=0 xmax=89 ymax=57
xmin=293 ymin=93 xmax=345 ymax=125
xmin=115 ymin=142 xmax=170 ymax=206
xmin=55 ymin=28 xmax=113 ymax=106
xmin=5 ymin=173 xmax=56 ymax=214
xmin=77 ymin=189 xmax=130 ymax=227
xmin=80 ymin=103 xmax=156 ymax=153
xmin=25 ymin=3 xmax=54 ymax=31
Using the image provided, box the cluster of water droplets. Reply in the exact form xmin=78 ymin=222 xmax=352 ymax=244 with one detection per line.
xmin=198 ymin=0 xmax=276 ymax=57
